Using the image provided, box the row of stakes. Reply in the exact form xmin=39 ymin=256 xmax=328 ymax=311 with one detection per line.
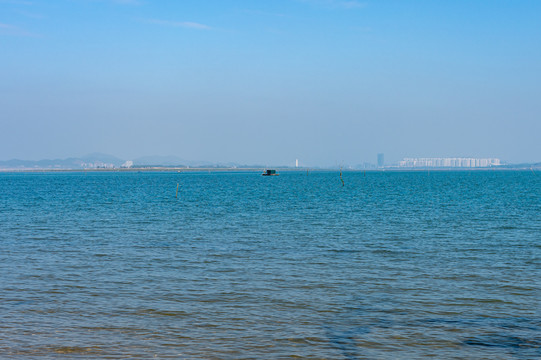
xmin=175 ymin=169 xmax=354 ymax=197
xmin=175 ymin=168 xmax=535 ymax=197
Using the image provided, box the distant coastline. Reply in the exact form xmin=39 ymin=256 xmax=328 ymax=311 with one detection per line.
xmin=1 ymin=153 xmax=539 ymax=172
xmin=1 ymin=166 xmax=539 ymax=173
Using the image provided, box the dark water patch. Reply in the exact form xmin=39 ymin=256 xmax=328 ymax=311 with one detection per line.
xmin=323 ymin=326 xmax=365 ymax=360
xmin=498 ymin=226 xmax=519 ymax=230
xmin=327 ymin=249 xmax=364 ymax=253
xmin=134 ymin=308 xmax=190 ymax=317
xmin=463 ymin=335 xmax=541 ymax=349
xmin=9 ymin=345 xmax=105 ymax=356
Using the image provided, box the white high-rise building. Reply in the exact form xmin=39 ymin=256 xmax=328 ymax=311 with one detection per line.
xmin=398 ymin=157 xmax=501 ymax=168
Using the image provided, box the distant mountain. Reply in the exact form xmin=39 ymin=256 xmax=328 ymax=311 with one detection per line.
xmin=0 ymin=153 xmax=125 ymax=169
xmin=79 ymin=153 xmax=125 ymax=166
xmin=0 ymin=153 xmax=227 ymax=169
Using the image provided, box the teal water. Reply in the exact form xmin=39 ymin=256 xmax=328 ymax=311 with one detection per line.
xmin=1 ymin=171 xmax=539 ymax=359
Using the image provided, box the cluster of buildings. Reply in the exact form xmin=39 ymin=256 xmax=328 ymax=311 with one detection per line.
xmin=80 ymin=161 xmax=115 ymax=169
xmin=398 ymin=157 xmax=501 ymax=168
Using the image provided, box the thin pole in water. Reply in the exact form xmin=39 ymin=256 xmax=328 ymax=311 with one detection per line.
xmin=340 ymin=167 xmax=345 ymax=187
xmin=176 ymin=183 xmax=179 ymax=198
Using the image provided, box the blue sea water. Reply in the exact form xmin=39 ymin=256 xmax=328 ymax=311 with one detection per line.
xmin=0 ymin=170 xmax=539 ymax=359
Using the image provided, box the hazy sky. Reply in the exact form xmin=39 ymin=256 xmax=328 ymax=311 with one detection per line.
xmin=1 ymin=0 xmax=540 ymax=166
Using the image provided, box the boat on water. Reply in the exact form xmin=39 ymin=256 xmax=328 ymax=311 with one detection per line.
xmin=262 ymin=169 xmax=279 ymax=176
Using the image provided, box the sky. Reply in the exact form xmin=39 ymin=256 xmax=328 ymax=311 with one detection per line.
xmin=1 ymin=0 xmax=540 ymax=166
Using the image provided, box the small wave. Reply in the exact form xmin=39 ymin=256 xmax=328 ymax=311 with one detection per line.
xmin=463 ymin=335 xmax=541 ymax=349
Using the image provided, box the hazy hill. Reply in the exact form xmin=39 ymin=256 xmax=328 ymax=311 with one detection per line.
xmin=0 ymin=153 xmax=125 ymax=169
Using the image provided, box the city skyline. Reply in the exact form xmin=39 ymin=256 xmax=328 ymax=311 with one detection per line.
xmin=397 ymin=157 xmax=501 ymax=168
xmin=2 ymin=152 xmax=538 ymax=171
xmin=0 ymin=149 xmax=534 ymax=167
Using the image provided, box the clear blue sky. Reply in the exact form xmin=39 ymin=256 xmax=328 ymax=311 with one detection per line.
xmin=1 ymin=0 xmax=540 ymax=166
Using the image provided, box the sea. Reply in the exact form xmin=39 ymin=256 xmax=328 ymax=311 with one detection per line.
xmin=0 ymin=170 xmax=539 ymax=359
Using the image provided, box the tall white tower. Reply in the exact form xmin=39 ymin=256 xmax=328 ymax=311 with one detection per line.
xmin=295 ymin=159 xmax=299 ymax=168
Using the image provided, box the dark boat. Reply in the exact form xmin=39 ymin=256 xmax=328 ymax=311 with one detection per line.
xmin=262 ymin=169 xmax=278 ymax=176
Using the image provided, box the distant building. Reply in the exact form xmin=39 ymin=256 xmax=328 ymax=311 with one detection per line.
xmin=377 ymin=153 xmax=384 ymax=168
xmin=296 ymin=159 xmax=299 ymax=168
xmin=398 ymin=157 xmax=501 ymax=168
xmin=82 ymin=161 xmax=115 ymax=169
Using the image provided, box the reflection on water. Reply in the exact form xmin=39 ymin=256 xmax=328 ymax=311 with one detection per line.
xmin=0 ymin=171 xmax=540 ymax=359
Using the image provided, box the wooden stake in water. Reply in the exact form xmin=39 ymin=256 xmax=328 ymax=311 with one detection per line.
xmin=176 ymin=183 xmax=179 ymax=198
xmin=340 ymin=168 xmax=345 ymax=187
